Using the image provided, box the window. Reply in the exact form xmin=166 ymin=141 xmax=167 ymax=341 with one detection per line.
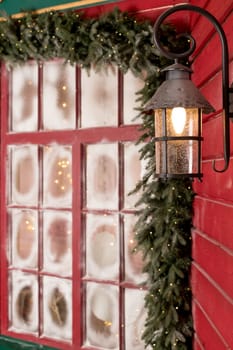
xmin=1 ymin=59 xmax=146 ymax=349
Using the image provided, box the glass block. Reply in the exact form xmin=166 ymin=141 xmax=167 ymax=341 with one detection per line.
xmin=81 ymin=66 xmax=118 ymax=128
xmin=43 ymin=276 xmax=72 ymax=341
xmin=9 ymin=145 xmax=39 ymax=206
xmin=85 ymin=213 xmax=119 ymax=280
xmin=85 ymin=282 xmax=119 ymax=349
xmin=123 ymin=70 xmax=144 ymax=125
xmin=123 ymin=142 xmax=146 ymax=209
xmin=9 ymin=271 xmax=38 ymax=334
xmin=10 ymin=209 xmax=38 ymax=269
xmin=125 ymin=289 xmax=146 ymax=349
xmin=43 ymin=145 xmax=72 ymax=207
xmin=86 ymin=143 xmax=118 ymax=210
xmin=124 ymin=215 xmax=146 ymax=284
xmin=43 ymin=210 xmax=72 ymax=276
xmin=10 ymin=62 xmax=38 ymax=132
xmin=42 ymin=61 xmax=76 ymax=130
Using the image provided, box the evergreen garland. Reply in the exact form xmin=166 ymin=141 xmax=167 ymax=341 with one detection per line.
xmin=133 ymin=177 xmax=194 ymax=349
xmin=0 ymin=8 xmax=194 ymax=349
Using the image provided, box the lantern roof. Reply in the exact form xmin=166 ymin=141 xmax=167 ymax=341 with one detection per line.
xmin=144 ymin=63 xmax=215 ymax=114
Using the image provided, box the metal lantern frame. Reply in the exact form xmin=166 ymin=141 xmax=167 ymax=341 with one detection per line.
xmin=145 ymin=4 xmax=233 ymax=179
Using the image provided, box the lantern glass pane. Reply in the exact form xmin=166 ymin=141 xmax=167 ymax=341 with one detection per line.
xmin=167 ymin=140 xmax=199 ymax=174
xmin=154 ymin=109 xmax=163 ymax=137
xmin=155 ymin=141 xmax=166 ymax=174
xmin=166 ymin=108 xmax=199 ymax=136
xmin=154 ymin=108 xmax=201 ymax=176
xmin=155 ymin=140 xmax=199 ymax=175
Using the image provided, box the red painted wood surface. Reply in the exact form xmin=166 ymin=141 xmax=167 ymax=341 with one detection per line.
xmin=185 ymin=0 xmax=233 ymax=349
xmin=190 ymin=0 xmax=233 ymax=61
xmin=83 ymin=0 xmax=189 ymax=19
xmin=192 ymin=265 xmax=233 ymax=348
xmin=192 ymin=229 xmax=233 ymax=299
xmin=193 ymin=197 xmax=233 ymax=251
xmin=193 ymin=301 xmax=229 ymax=350
xmin=192 ymin=14 xmax=233 ymax=88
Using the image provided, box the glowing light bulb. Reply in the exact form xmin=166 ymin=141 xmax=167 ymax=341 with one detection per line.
xmin=171 ymin=107 xmax=187 ymax=134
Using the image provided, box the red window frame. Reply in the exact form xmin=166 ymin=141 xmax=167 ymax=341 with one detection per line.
xmin=0 ymin=62 xmax=144 ymax=349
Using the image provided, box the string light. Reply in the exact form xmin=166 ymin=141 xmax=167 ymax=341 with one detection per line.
xmin=53 ymin=158 xmax=72 ymax=193
xmin=25 ymin=218 xmax=35 ymax=232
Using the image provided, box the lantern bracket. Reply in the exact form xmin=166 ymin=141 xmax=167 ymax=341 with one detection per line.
xmin=153 ymin=4 xmax=233 ymax=173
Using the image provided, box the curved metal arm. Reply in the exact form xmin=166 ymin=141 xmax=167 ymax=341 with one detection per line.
xmin=154 ymin=4 xmax=231 ymax=173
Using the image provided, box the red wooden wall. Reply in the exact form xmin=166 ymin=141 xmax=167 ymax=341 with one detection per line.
xmin=190 ymin=0 xmax=233 ymax=349
xmin=90 ymin=0 xmax=233 ymax=348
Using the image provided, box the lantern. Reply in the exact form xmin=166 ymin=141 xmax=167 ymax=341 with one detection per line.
xmin=145 ymin=4 xmax=233 ymax=179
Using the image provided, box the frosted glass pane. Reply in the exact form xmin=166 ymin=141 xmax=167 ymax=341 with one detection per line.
xmin=85 ymin=282 xmax=119 ymax=349
xmin=43 ymin=211 xmax=72 ymax=276
xmin=125 ymin=289 xmax=146 ymax=349
xmin=123 ymin=70 xmax=144 ymax=125
xmin=10 ymin=209 xmax=38 ymax=269
xmin=43 ymin=145 xmax=72 ymax=207
xmin=9 ymin=145 xmax=39 ymax=206
xmin=124 ymin=142 xmax=146 ymax=209
xmin=86 ymin=143 xmax=118 ymax=210
xmin=86 ymin=214 xmax=119 ymax=280
xmin=81 ymin=66 xmax=118 ymax=127
xmin=42 ymin=61 xmax=76 ymax=130
xmin=124 ymin=215 xmax=146 ymax=284
xmin=9 ymin=271 xmax=38 ymax=334
xmin=11 ymin=62 xmax=38 ymax=132
xmin=43 ymin=276 xmax=72 ymax=341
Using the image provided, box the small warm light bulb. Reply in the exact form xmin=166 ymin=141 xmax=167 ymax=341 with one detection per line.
xmin=171 ymin=107 xmax=187 ymax=134
xmin=104 ymin=320 xmax=112 ymax=327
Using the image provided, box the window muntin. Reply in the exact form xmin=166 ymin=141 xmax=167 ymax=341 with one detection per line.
xmin=2 ymin=60 xmax=146 ymax=349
